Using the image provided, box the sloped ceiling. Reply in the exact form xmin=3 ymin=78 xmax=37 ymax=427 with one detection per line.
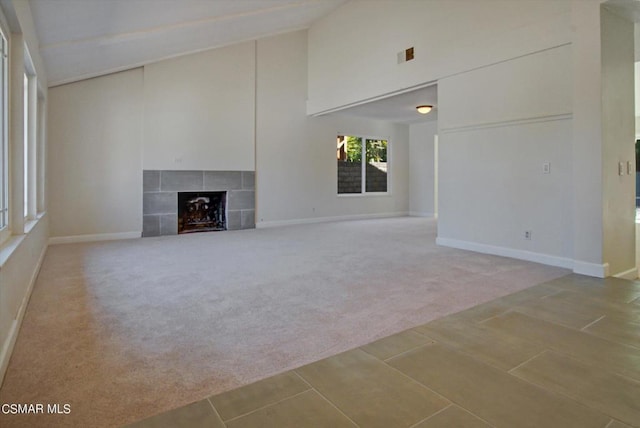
xmin=29 ymin=0 xmax=347 ymax=87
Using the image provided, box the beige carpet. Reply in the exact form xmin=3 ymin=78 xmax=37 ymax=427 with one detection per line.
xmin=0 ymin=217 xmax=569 ymax=427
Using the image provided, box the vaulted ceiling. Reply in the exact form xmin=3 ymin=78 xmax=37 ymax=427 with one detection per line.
xmin=27 ymin=0 xmax=440 ymax=123
xmin=29 ymin=0 xmax=347 ymax=87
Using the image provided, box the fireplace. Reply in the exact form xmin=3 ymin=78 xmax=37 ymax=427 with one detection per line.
xmin=178 ymin=191 xmax=226 ymax=234
xmin=143 ymin=170 xmax=254 ymax=237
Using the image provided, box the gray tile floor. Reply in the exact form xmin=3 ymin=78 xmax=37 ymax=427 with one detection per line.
xmin=125 ymin=274 xmax=640 ymax=427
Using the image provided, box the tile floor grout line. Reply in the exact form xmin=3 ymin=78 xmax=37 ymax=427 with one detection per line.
xmin=380 ymin=340 xmax=436 ymax=363
xmin=379 ymin=343 xmax=459 ymax=405
xmin=406 ymin=404 xmax=453 ymax=428
xmin=510 ymin=307 xmax=595 ymax=331
xmin=580 ymin=315 xmax=606 ymax=331
xmin=507 ymin=349 xmax=548 ymax=374
xmin=292 ymin=370 xmax=314 ymax=389
xmin=379 ymin=344 xmax=503 ymax=427
xmin=310 ymin=386 xmax=362 ymax=427
xmin=508 ymin=367 xmax=628 ymax=426
xmin=383 ymin=341 xmax=433 ymax=364
xmin=220 ymin=389 xmax=311 ymax=424
xmin=539 ymin=290 xmax=565 ymax=299
xmin=476 ymin=309 xmax=514 ymax=325
xmin=205 ymin=398 xmax=228 ymax=428
xmin=292 ymin=370 xmax=361 ymax=428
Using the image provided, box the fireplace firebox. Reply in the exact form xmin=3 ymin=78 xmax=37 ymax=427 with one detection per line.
xmin=178 ymin=192 xmax=226 ymax=234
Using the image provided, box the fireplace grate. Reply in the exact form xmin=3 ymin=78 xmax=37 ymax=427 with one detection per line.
xmin=177 ymin=192 xmax=226 ymax=234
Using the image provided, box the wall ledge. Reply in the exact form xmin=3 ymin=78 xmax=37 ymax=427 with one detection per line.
xmin=0 ymin=213 xmax=47 ymax=269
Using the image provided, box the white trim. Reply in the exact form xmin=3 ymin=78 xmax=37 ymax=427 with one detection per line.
xmin=49 ymin=231 xmax=141 ymax=245
xmin=435 ymin=237 xmax=574 ymax=270
xmin=0 ymin=241 xmax=47 ymax=386
xmin=409 ymin=211 xmax=434 ymax=217
xmin=573 ymin=260 xmax=609 ymax=278
xmin=613 ymin=267 xmax=638 ymax=280
xmin=439 ymin=113 xmax=573 ymax=135
xmin=337 ymin=192 xmax=392 ymax=198
xmin=257 ymin=212 xmax=409 ymax=229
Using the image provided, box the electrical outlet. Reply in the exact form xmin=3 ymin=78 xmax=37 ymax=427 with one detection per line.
xmin=405 ymin=47 xmax=414 ymax=61
xmin=542 ymin=162 xmax=551 ymax=174
xmin=524 ymin=230 xmax=532 ymax=240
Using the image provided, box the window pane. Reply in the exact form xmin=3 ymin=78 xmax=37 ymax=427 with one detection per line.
xmin=337 ymin=135 xmax=362 ymax=194
xmin=365 ymin=139 xmax=387 ymax=192
xmin=24 ymin=74 xmax=28 ymax=217
xmin=0 ymin=34 xmax=6 ymax=229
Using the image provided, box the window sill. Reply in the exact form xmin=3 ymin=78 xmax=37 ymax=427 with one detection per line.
xmin=0 ymin=234 xmax=25 ymax=269
xmin=337 ymin=192 xmax=392 ymax=198
xmin=24 ymin=214 xmax=43 ymax=234
xmin=0 ymin=212 xmax=46 ymax=269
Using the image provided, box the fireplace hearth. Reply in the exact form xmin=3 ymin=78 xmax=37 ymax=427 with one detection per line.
xmin=178 ymin=191 xmax=226 ymax=234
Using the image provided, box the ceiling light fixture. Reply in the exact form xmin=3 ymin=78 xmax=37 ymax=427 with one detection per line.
xmin=416 ymin=105 xmax=433 ymax=114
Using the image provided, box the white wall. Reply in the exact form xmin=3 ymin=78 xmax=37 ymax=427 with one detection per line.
xmin=635 ymin=61 xmax=640 ymax=135
xmin=47 ymin=30 xmax=410 ymax=237
xmin=601 ymin=6 xmax=635 ymax=276
xmin=256 ymin=30 xmax=409 ymax=226
xmin=307 ymin=0 xmax=571 ymax=114
xmin=48 ymin=69 xmax=143 ymax=238
xmin=437 ymin=45 xmax=573 ymax=267
xmin=409 ymin=121 xmax=437 ymax=217
xmin=571 ymin=0 xmax=605 ymax=275
xmin=143 ymin=42 xmax=255 ymax=171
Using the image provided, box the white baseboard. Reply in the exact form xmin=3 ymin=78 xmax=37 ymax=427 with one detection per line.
xmin=49 ymin=231 xmax=141 ymax=245
xmin=573 ymin=260 xmax=609 ymax=278
xmin=613 ymin=267 xmax=638 ymax=280
xmin=0 ymin=243 xmax=48 ymax=386
xmin=409 ymin=211 xmax=434 ymax=217
xmin=257 ymin=212 xmax=409 ymax=229
xmin=436 ymin=237 xmax=574 ymax=270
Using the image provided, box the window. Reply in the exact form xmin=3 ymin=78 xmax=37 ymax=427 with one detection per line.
xmin=23 ymin=55 xmax=37 ymax=222
xmin=23 ymin=73 xmax=28 ymax=217
xmin=337 ymin=135 xmax=388 ymax=194
xmin=0 ymin=30 xmax=7 ymax=239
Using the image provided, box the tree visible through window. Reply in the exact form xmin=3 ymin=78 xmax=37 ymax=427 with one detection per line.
xmin=337 ymin=135 xmax=388 ymax=194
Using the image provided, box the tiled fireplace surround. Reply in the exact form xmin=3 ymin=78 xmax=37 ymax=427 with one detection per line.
xmin=143 ymin=170 xmax=255 ymax=237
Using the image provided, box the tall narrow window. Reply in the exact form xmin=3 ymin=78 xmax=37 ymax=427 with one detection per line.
xmin=23 ymin=73 xmax=28 ymax=217
xmin=337 ymin=135 xmax=389 ymax=194
xmin=0 ymin=31 xmax=7 ymax=238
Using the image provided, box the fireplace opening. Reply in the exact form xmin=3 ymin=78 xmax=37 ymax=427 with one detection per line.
xmin=178 ymin=191 xmax=226 ymax=234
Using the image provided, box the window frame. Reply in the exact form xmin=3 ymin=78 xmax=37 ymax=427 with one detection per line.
xmin=336 ymin=134 xmax=391 ymax=197
xmin=0 ymin=26 xmax=8 ymax=245
xmin=23 ymin=49 xmax=37 ymax=224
